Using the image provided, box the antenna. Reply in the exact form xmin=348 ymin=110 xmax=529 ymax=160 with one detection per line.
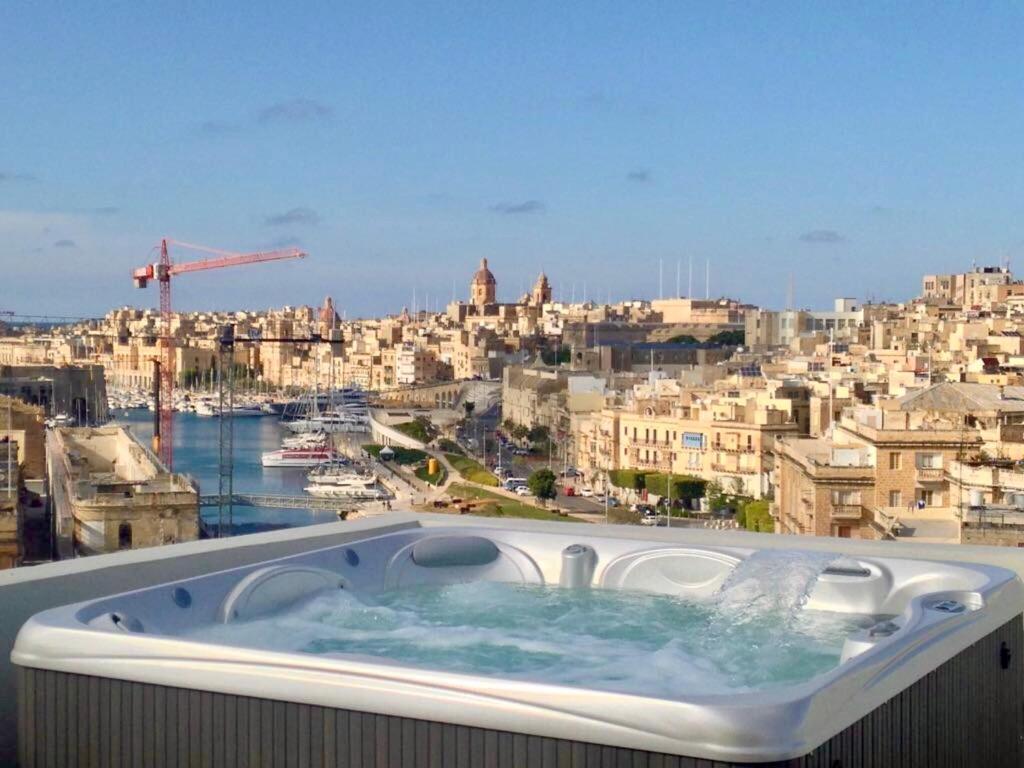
xmin=688 ymin=256 xmax=693 ymax=297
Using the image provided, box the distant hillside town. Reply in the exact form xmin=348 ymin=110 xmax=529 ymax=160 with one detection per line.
xmin=4 ymin=260 xmax=1024 ymax=564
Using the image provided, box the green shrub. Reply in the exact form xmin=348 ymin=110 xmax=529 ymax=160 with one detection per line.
xmin=608 ymin=469 xmax=647 ymax=491
xmin=528 ymin=468 xmax=557 ymax=500
xmin=438 ymin=438 xmax=463 ymax=455
xmin=644 ymin=473 xmax=706 ymax=500
xmin=741 ymin=499 xmax=774 ymax=533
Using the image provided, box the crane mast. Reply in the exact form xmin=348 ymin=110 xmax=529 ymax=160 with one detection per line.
xmin=132 ymin=238 xmax=306 ymax=469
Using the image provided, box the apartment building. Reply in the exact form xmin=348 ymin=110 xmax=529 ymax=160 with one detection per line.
xmin=613 ymin=382 xmax=802 ymax=499
xmin=774 ymin=383 xmax=1024 ymax=539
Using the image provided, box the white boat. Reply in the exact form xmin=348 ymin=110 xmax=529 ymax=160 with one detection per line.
xmin=194 ymin=401 xmax=217 ymax=417
xmin=306 ymin=465 xmax=373 ymax=487
xmin=261 ymin=447 xmax=339 ymax=468
xmin=282 ymin=432 xmax=329 ymax=449
xmin=304 ymin=483 xmax=387 ymax=500
xmin=286 ymin=413 xmax=367 ymax=434
xmin=231 ymin=404 xmax=267 ymax=417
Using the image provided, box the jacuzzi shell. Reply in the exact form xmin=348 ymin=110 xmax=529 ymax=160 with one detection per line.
xmin=12 ymin=524 xmax=1024 ymax=764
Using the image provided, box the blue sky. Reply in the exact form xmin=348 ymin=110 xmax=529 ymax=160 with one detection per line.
xmin=2 ymin=2 xmax=1023 ymax=318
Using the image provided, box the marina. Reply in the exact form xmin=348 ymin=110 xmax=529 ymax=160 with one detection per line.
xmin=112 ymin=409 xmax=378 ymax=532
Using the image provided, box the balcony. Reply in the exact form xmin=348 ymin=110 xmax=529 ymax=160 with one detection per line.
xmin=830 ymin=504 xmax=865 ymax=520
xmin=711 ymin=463 xmax=758 ymax=475
xmin=916 ymin=467 xmax=945 ymax=483
xmin=712 ymin=443 xmax=755 ymax=454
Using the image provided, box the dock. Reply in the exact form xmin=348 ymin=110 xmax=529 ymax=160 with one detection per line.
xmin=198 ymin=493 xmax=356 ymax=512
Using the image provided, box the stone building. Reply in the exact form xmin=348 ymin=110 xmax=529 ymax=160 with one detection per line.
xmin=47 ymin=426 xmax=199 ymax=556
xmin=0 ymin=364 xmax=108 ymax=424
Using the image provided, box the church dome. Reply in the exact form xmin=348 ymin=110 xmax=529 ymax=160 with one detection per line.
xmin=472 ymin=258 xmax=496 ymax=286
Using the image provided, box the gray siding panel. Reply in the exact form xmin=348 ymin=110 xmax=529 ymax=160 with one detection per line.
xmin=15 ymin=616 xmax=1024 ymax=767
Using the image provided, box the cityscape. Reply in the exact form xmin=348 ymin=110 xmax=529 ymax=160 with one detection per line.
xmin=3 ymin=3 xmax=1023 ymax=767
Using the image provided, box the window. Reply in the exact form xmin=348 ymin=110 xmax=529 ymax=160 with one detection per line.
xmin=889 ymin=490 xmax=902 ymax=507
xmin=831 ymin=490 xmax=860 ymax=505
xmin=917 ymin=453 xmax=941 ymax=469
xmin=837 ymin=526 xmax=852 ymax=538
xmin=889 ymin=452 xmax=902 ymax=470
xmin=918 ymin=489 xmax=935 ymax=506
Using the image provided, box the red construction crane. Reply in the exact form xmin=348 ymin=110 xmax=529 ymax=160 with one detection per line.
xmin=132 ymin=238 xmax=306 ymax=468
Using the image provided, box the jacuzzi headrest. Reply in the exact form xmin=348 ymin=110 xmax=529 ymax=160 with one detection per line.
xmin=411 ymin=536 xmax=499 ymax=568
xmin=385 ymin=535 xmax=544 ymax=589
xmin=600 ymin=547 xmax=739 ymax=598
xmin=219 ymin=565 xmax=347 ymax=623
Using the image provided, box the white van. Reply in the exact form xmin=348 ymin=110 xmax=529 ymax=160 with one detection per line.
xmin=503 ymin=477 xmax=528 ymax=491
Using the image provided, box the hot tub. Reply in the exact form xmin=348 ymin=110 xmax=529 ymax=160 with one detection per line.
xmin=13 ymin=523 xmax=1024 ymax=766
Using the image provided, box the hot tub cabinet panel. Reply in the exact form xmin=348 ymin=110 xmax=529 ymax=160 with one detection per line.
xmin=16 ymin=617 xmax=1024 ymax=767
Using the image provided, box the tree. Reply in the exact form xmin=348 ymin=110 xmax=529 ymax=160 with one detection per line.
xmin=528 ymin=468 xmax=557 ymax=500
xmin=527 ymin=425 xmax=550 ymax=444
xmin=502 ymin=418 xmax=515 ymax=432
xmin=511 ymin=424 xmax=530 ymax=442
xmin=707 ymin=329 xmax=745 ymax=346
xmin=705 ymin=480 xmax=729 ymax=512
xmin=667 ymin=334 xmax=699 ymax=344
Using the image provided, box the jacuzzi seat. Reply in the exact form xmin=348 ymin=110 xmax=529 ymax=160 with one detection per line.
xmin=600 ymin=547 xmax=740 ymax=598
xmin=218 ymin=565 xmax=349 ymax=623
xmin=384 ymin=534 xmax=544 ymax=589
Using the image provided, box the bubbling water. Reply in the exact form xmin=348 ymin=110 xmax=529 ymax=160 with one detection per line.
xmin=186 ymin=551 xmax=877 ymax=699
xmin=713 ymin=549 xmax=839 ymax=621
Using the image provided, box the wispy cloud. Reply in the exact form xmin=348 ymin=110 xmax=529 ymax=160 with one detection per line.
xmin=799 ymin=229 xmax=846 ymax=244
xmin=258 ymin=98 xmax=332 ymax=124
xmin=264 ymin=207 xmax=320 ymax=226
xmin=53 ymin=239 xmax=76 ymax=248
xmin=626 ymin=169 xmax=651 ymax=183
xmin=268 ymin=235 xmax=304 ymax=248
xmin=198 ymin=120 xmax=240 ymax=136
xmin=0 ymin=172 xmax=37 ymax=183
xmin=490 ymin=200 xmax=546 ymax=215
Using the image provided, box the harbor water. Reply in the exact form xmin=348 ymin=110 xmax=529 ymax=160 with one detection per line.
xmin=114 ymin=410 xmax=340 ymax=531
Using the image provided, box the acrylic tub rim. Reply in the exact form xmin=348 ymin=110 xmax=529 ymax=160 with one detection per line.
xmin=11 ymin=523 xmax=1024 ymax=762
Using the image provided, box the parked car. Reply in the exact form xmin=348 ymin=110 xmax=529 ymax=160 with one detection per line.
xmin=578 ymin=487 xmax=594 ymax=497
xmin=639 ymin=508 xmax=659 ymax=526
xmin=559 ymin=467 xmax=580 ymax=478
xmin=564 ymin=486 xmax=576 ymax=496
xmin=515 ymin=485 xmax=533 ymax=497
